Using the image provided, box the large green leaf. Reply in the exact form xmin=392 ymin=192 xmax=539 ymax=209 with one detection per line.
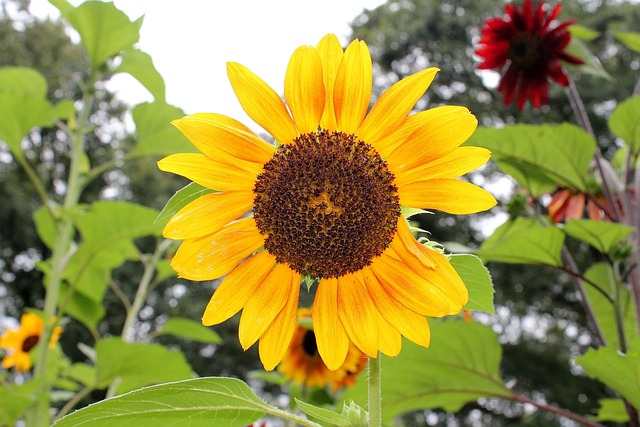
xmin=0 ymin=67 xmax=56 ymax=159
xmin=450 ymin=254 xmax=495 ymax=314
xmin=156 ymin=317 xmax=222 ymax=344
xmin=609 ymin=96 xmax=640 ymax=154
xmin=341 ymin=322 xmax=511 ymax=421
xmin=594 ymin=398 xmax=629 ymax=422
xmin=115 ymin=49 xmax=166 ymax=102
xmin=50 ymin=0 xmax=142 ymax=69
xmin=467 ymin=124 xmax=596 ymax=196
xmin=60 ymin=202 xmax=162 ymax=328
xmin=53 ymin=378 xmax=269 ymax=427
xmin=95 ymin=338 xmax=194 ymax=395
xmin=615 ymin=31 xmax=640 ymax=53
xmin=563 ymin=220 xmax=634 ymax=254
xmin=477 ymin=218 xmax=565 ymax=267
xmin=576 ymin=339 xmax=640 ymax=410
xmin=584 ymin=263 xmax=637 ymax=349
xmin=155 ymin=182 xmax=214 ymax=225
xmin=129 ymin=102 xmax=196 ymax=158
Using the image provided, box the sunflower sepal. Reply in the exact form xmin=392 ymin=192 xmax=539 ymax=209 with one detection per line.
xmin=340 ymin=400 xmax=369 ymax=427
xmin=295 ymin=398 xmax=351 ymax=427
xmin=400 ymin=206 xmax=432 ymax=219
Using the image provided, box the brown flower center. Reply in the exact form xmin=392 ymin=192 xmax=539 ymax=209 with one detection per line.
xmin=22 ymin=335 xmax=40 ymax=352
xmin=253 ymin=130 xmax=400 ymax=278
xmin=302 ymin=330 xmax=318 ymax=357
xmin=509 ymin=32 xmax=545 ymax=70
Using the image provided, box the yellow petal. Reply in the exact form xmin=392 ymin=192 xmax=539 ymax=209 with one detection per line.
xmin=369 ymin=253 xmax=450 ymax=317
xmin=227 ymin=62 xmax=298 ymax=144
xmin=316 ymin=34 xmax=343 ymax=131
xmin=376 ymin=311 xmax=402 ymax=357
xmin=386 ymin=108 xmax=477 ymax=173
xmin=238 ymin=263 xmax=297 ymax=350
xmin=285 ymin=46 xmax=324 ymax=134
xmin=358 ymin=68 xmax=439 ymax=144
xmin=171 ymin=218 xmax=264 ymax=281
xmin=337 ymin=273 xmax=379 ymax=357
xmin=398 ymin=178 xmax=497 ymax=214
xmin=333 ymin=39 xmax=372 ymax=134
xmin=373 ymin=106 xmax=469 ymax=158
xmin=172 ymin=113 xmax=275 ymax=164
xmin=258 ymin=270 xmax=301 ymax=371
xmin=361 ymin=267 xmax=431 ymax=347
xmin=392 ymin=217 xmax=438 ymax=269
xmin=202 ymin=251 xmax=276 ymax=326
xmin=157 ymin=153 xmax=256 ymax=192
xmin=313 ymin=278 xmax=350 ymax=370
xmin=163 ymin=191 xmax=254 ymax=240
xmin=395 ymin=146 xmax=491 ymax=185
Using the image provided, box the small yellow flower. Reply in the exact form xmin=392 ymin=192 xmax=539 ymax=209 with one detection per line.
xmin=159 ymin=33 xmax=496 ymax=371
xmin=278 ymin=308 xmax=367 ymax=391
xmin=0 ymin=312 xmax=62 ymax=372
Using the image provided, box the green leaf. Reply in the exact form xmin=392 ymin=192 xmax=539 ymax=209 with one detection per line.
xmin=115 ymin=49 xmax=166 ymax=102
xmin=467 ymin=124 xmax=596 ymax=196
xmin=95 ymin=338 xmax=194 ymax=395
xmin=59 ymin=290 xmax=105 ymax=334
xmin=155 ymin=182 xmax=214 ymax=225
xmin=576 ymin=339 xmax=640 ymax=409
xmin=67 ymin=363 xmax=97 ymax=388
xmin=157 ymin=317 xmax=222 ymax=344
xmin=477 ymin=218 xmax=565 ymax=267
xmin=53 ymin=377 xmax=269 ymax=427
xmin=563 ymin=219 xmax=634 ymax=254
xmin=130 ymin=102 xmax=196 ymax=158
xmin=53 ymin=0 xmax=143 ymax=69
xmin=564 ymin=38 xmax=613 ymax=81
xmin=0 ymin=67 xmax=56 ymax=159
xmin=0 ymin=386 xmax=32 ymax=427
xmin=568 ymin=24 xmax=600 ymax=41
xmin=341 ymin=322 xmax=511 ymax=421
xmin=33 ymin=206 xmax=58 ymax=249
xmin=295 ymin=399 xmax=350 ymax=427
xmin=594 ymin=398 xmax=629 ymax=422
xmin=609 ymin=96 xmax=640 ymax=154
xmin=450 ymin=254 xmax=495 ymax=314
xmin=583 ymin=263 xmax=637 ymax=349
xmin=615 ymin=31 xmax=640 ymax=53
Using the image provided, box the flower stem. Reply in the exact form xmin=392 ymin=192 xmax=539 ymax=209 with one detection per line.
xmin=368 ymin=353 xmax=382 ymax=427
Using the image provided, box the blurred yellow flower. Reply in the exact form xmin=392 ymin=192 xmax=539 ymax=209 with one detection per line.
xmin=0 ymin=312 xmax=62 ymax=372
xmin=159 ymin=33 xmax=496 ymax=371
xmin=278 ymin=308 xmax=367 ymax=391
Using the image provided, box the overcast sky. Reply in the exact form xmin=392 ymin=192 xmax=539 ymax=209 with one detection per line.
xmin=30 ymin=0 xmax=386 ymax=132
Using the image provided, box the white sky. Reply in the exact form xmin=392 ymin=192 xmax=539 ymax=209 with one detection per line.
xmin=30 ymin=0 xmax=386 ymax=132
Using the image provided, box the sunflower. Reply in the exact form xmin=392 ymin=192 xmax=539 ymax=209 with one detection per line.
xmin=278 ymin=308 xmax=367 ymax=391
xmin=158 ymin=33 xmax=496 ymax=371
xmin=0 ymin=312 xmax=62 ymax=372
xmin=475 ymin=0 xmax=584 ymax=110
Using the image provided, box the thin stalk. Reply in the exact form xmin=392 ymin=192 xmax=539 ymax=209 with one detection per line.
xmin=29 ymin=79 xmax=97 ymax=427
xmin=368 ymin=354 xmax=382 ymax=427
xmin=105 ymin=238 xmax=172 ymax=398
xmin=15 ymin=155 xmax=55 ymax=216
xmin=512 ymin=392 xmax=606 ymax=427
xmin=54 ymin=386 xmax=94 ymax=421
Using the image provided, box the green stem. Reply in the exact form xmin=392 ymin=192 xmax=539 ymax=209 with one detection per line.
xmin=15 ymin=154 xmax=55 ymax=216
xmin=368 ymin=354 xmax=382 ymax=427
xmin=29 ymin=79 xmax=96 ymax=427
xmin=105 ymin=238 xmax=172 ymax=398
xmin=54 ymin=385 xmax=94 ymax=421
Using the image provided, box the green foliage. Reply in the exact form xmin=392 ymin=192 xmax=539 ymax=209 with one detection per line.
xmin=95 ymin=338 xmax=194 ymax=395
xmin=53 ymin=378 xmax=277 ymax=427
xmin=477 ymin=218 xmax=564 ymax=266
xmin=594 ymin=398 xmax=630 ymax=422
xmin=341 ymin=322 xmax=511 ymax=422
xmin=564 ymin=38 xmax=613 ymax=81
xmin=156 ymin=317 xmax=222 ymax=344
xmin=615 ymin=31 xmax=640 ymax=53
xmin=155 ymin=182 xmax=213 ymax=225
xmin=130 ymin=102 xmax=196 ymax=158
xmin=576 ymin=338 xmax=640 ymax=410
xmin=50 ymin=0 xmax=142 ymax=70
xmin=609 ymin=95 xmax=640 ymax=154
xmin=115 ymin=49 xmax=166 ymax=102
xmin=0 ymin=386 xmax=32 ymax=426
xmin=563 ymin=219 xmax=634 ymax=254
xmin=568 ymin=24 xmax=600 ymax=41
xmin=450 ymin=254 xmax=495 ymax=314
xmin=295 ymin=398 xmax=351 ymax=427
xmin=467 ymin=124 xmax=596 ymax=196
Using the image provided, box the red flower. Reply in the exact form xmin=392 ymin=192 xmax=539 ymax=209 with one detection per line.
xmin=475 ymin=0 xmax=583 ymax=109
xmin=547 ymin=189 xmax=613 ymax=223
